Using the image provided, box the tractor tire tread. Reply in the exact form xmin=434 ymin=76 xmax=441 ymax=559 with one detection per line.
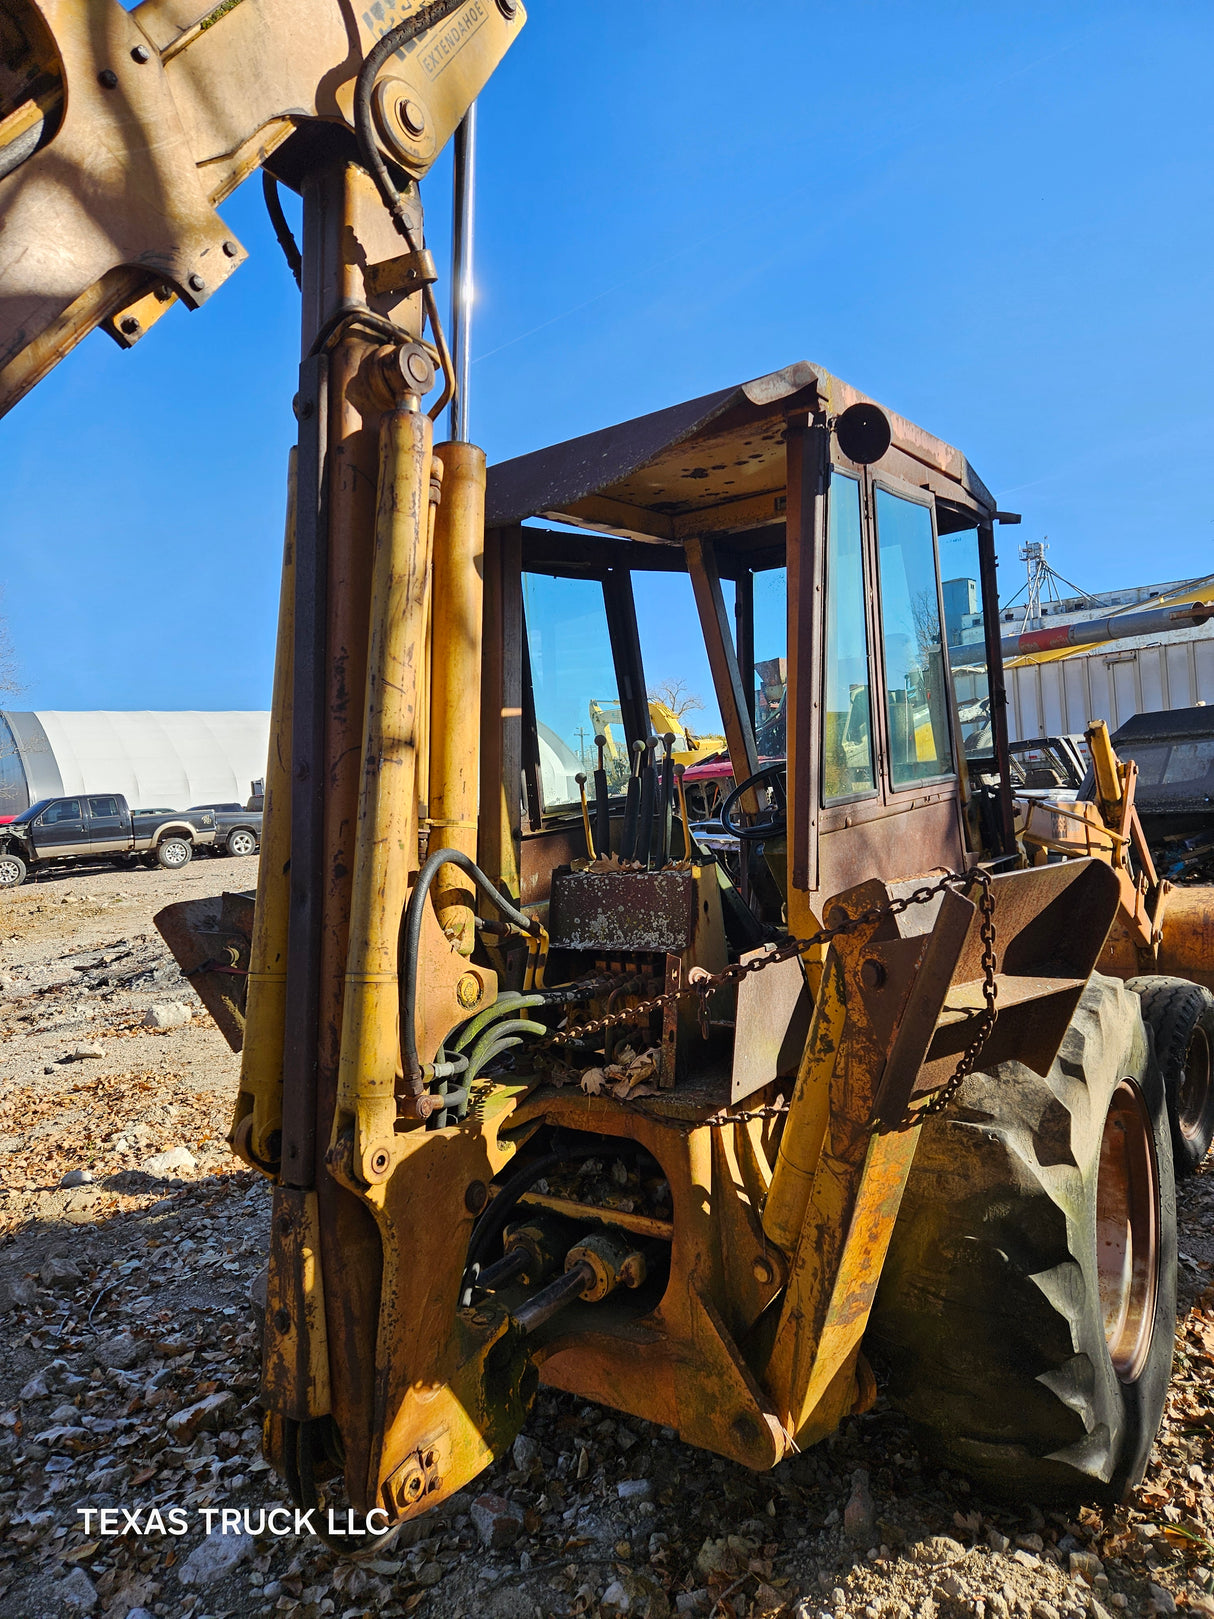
xmin=868 ymin=974 xmax=1176 ymax=1505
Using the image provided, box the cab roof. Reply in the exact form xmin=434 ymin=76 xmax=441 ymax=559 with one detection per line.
xmin=486 ymin=361 xmax=996 ymax=543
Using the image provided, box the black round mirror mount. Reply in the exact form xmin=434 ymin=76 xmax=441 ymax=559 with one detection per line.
xmin=834 ymin=402 xmax=892 ymax=466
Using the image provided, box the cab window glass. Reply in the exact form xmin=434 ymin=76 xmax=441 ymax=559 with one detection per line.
xmin=753 ymin=567 xmax=787 ymax=757
xmin=523 ymin=573 xmax=623 ymax=809
xmin=633 ymin=571 xmax=729 ymax=759
xmin=875 ymin=490 xmax=954 ymax=787
xmin=1127 ymin=744 xmax=1168 ymax=786
xmin=938 ymin=524 xmax=991 ymax=759
xmin=40 ymin=799 xmax=80 ymax=824
xmin=823 ymin=473 xmax=875 ymax=801
xmin=88 ymin=796 xmax=119 ymax=817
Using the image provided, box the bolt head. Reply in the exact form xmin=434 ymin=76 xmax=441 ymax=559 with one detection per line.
xmin=859 ymin=959 xmax=886 ymax=990
xmin=130 ymin=43 xmax=151 ymax=63
xmin=273 ymin=1307 xmax=291 ymax=1333
xmin=496 ymin=0 xmax=519 ymax=15
xmin=119 ymin=316 xmax=141 ymax=337
xmin=464 ymin=1179 xmax=488 ymax=1214
xmin=97 ymin=68 xmax=118 ymax=89
xmin=188 ymin=272 xmax=206 ymax=292
xmin=752 ymin=1256 xmax=774 ymax=1284
xmin=397 ymin=98 xmax=426 ymax=137
xmin=221 ymin=239 xmax=238 ymax=258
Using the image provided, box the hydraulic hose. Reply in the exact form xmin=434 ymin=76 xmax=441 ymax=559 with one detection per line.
xmin=464 ymin=1017 xmax=548 ymax=1081
xmin=400 ymin=848 xmax=538 ymax=1102
xmin=464 ymin=1035 xmax=524 ymax=1083
xmin=262 ymin=172 xmax=302 ymax=288
xmin=351 ymin=0 xmax=463 ymax=420
xmin=452 ymin=991 xmax=546 ymax=1053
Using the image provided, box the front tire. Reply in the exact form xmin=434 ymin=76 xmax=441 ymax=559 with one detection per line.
xmin=868 ymin=974 xmax=1176 ymax=1504
xmin=156 ymin=837 xmax=192 ymax=870
xmin=1126 ymin=975 xmax=1214 ymax=1175
xmin=0 ymin=851 xmax=26 ymax=888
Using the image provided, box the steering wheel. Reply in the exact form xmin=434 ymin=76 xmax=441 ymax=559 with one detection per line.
xmin=719 ymin=762 xmax=787 ymax=841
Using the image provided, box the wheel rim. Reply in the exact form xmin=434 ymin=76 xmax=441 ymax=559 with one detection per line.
xmin=0 ymin=858 xmax=21 ymax=886
xmin=1178 ymin=1026 xmax=1211 ymax=1144
xmin=162 ymin=843 xmax=188 ymax=866
xmin=1096 ymin=1078 xmax=1160 ymax=1382
xmin=231 ymin=832 xmax=255 ymax=855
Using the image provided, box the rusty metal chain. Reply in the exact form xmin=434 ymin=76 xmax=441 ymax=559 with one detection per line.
xmin=915 ymin=868 xmax=998 ymax=1119
xmin=531 ymin=865 xmax=999 ymax=1126
xmin=700 ymin=1098 xmax=793 ymax=1130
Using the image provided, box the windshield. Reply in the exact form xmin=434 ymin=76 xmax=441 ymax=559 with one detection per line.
xmin=1120 ymin=738 xmax=1214 ymax=791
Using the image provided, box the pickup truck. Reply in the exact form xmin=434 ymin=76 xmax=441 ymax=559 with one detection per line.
xmin=189 ymin=800 xmax=263 ymax=858
xmin=0 ymin=794 xmax=216 ymax=888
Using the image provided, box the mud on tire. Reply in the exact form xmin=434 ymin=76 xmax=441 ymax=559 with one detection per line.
xmin=867 ymin=974 xmax=1177 ymax=1504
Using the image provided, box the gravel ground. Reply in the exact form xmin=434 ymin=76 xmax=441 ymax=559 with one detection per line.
xmin=2 ymin=857 xmax=1214 ymax=1619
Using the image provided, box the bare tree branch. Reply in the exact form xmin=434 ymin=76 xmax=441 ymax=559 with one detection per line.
xmin=648 ymin=677 xmax=704 ymax=721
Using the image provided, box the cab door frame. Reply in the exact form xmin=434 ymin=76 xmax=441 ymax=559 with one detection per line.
xmin=29 ymin=798 xmax=90 ymax=858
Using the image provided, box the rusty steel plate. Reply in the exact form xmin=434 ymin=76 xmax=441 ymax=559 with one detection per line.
xmin=548 ymin=869 xmax=697 ymax=954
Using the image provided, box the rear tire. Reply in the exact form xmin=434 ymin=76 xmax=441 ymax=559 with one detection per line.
xmin=0 ymin=852 xmax=26 ymax=888
xmin=868 ymin=974 xmax=1177 ymax=1504
xmin=156 ymin=837 xmax=192 ymax=870
xmin=225 ymin=828 xmax=258 ymax=858
xmin=1126 ymin=975 xmax=1214 ymax=1175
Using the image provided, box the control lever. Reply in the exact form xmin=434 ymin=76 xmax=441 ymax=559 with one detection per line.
xmin=621 ymin=739 xmax=644 ymax=860
xmin=593 ymin=733 xmax=611 ymax=861
xmin=674 ymin=762 xmax=694 ymax=864
xmin=656 ymin=732 xmax=675 ymax=869
xmin=635 ymin=736 xmax=658 ymax=868
xmin=575 ymin=773 xmax=596 ymax=861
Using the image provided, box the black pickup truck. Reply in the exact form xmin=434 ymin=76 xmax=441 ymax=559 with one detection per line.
xmin=189 ymin=797 xmax=263 ymax=857
xmin=0 ymin=795 xmax=216 ymax=888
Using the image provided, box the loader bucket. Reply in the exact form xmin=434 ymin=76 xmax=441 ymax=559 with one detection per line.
xmin=1158 ymin=884 xmax=1214 ymax=993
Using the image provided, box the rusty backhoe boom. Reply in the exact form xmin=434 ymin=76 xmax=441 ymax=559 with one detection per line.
xmin=0 ymin=0 xmax=523 ymax=416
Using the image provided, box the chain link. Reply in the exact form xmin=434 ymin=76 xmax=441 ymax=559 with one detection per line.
xmin=533 ymin=866 xmax=999 ymax=1126
xmin=916 ymin=869 xmax=998 ymax=1119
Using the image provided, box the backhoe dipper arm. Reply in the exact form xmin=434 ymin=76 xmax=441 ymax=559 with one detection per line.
xmin=0 ymin=0 xmax=523 ymax=417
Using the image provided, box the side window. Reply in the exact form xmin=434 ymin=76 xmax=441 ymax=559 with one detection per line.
xmin=523 ymin=573 xmax=625 ymax=810
xmin=752 ymin=567 xmax=787 ymax=757
xmin=88 ymin=796 xmax=119 ymax=818
xmin=938 ymin=524 xmax=992 ymax=759
xmin=875 ymin=489 xmax=954 ymax=787
xmin=823 ymin=473 xmax=876 ymax=801
xmin=40 ymin=799 xmax=80 ymax=824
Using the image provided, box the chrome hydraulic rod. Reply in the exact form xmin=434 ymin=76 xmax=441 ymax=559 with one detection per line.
xmin=513 ymin=1261 xmax=595 ymax=1335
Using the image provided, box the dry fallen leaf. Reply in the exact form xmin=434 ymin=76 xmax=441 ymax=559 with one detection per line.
xmin=580 ymin=1068 xmax=607 ymax=1095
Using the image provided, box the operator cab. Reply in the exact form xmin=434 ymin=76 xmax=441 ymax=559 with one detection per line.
xmin=482 ymin=362 xmax=1014 ymax=960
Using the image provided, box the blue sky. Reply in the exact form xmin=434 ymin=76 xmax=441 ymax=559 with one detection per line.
xmin=4 ymin=2 xmax=1213 ymax=711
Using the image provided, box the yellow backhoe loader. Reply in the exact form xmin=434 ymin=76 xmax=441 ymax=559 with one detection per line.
xmin=5 ymin=0 xmax=1214 ymax=1539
